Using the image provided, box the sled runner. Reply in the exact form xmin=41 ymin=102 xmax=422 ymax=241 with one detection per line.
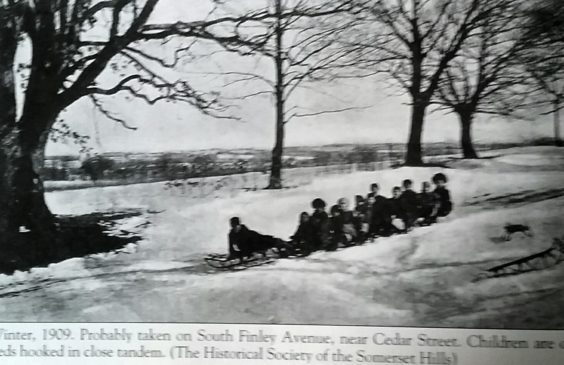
xmin=204 ymin=253 xmax=275 ymax=270
xmin=476 ymin=237 xmax=564 ymax=280
xmin=204 ymin=253 xmax=229 ymax=260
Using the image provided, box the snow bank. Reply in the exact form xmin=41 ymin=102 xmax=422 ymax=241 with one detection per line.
xmin=497 ymin=153 xmax=564 ymax=166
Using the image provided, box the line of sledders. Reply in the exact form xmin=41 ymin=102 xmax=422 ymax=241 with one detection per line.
xmin=222 ymin=173 xmax=452 ymax=263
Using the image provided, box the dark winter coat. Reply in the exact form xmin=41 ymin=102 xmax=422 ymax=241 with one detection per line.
xmin=418 ymin=192 xmax=437 ymax=218
xmin=371 ymin=195 xmax=391 ymax=225
xmin=387 ymin=197 xmax=404 ymax=218
xmin=339 ymin=211 xmax=357 ymax=235
xmin=418 ymin=192 xmax=436 ymax=208
xmin=360 ymin=203 xmax=373 ymax=224
xmin=400 ymin=189 xmax=419 ymax=228
xmin=354 ymin=203 xmax=367 ymax=220
xmin=417 ymin=192 xmax=437 ymax=210
xmin=400 ymin=190 xmax=419 ymax=214
xmin=355 ymin=203 xmax=372 ymax=233
xmin=330 ymin=214 xmax=342 ymax=236
xmin=310 ymin=211 xmax=331 ymax=250
xmin=291 ymin=221 xmax=316 ymax=254
xmin=434 ymin=187 xmax=452 ymax=217
xmin=340 ymin=210 xmax=355 ymax=225
xmin=331 ymin=210 xmax=358 ymax=247
xmin=228 ymin=225 xmax=278 ymax=258
xmin=292 ymin=222 xmax=315 ymax=243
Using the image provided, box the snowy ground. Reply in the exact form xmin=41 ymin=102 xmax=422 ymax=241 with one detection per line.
xmin=0 ymin=146 xmax=562 ymax=328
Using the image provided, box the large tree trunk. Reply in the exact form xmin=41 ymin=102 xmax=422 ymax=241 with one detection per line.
xmin=267 ymin=0 xmax=285 ymax=190
xmin=0 ymin=19 xmax=57 ymax=239
xmin=0 ymin=15 xmax=26 ymax=239
xmin=0 ymin=0 xmax=62 ymax=241
xmin=405 ymin=103 xmax=426 ymax=166
xmin=554 ymin=98 xmax=562 ymax=147
xmin=0 ymin=137 xmax=17 ymax=238
xmin=459 ymin=111 xmax=479 ymax=159
xmin=268 ymin=112 xmax=284 ymax=189
xmin=0 ymin=130 xmax=56 ymax=241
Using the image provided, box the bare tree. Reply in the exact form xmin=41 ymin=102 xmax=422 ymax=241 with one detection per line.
xmin=218 ymin=0 xmax=361 ymax=189
xmin=521 ymin=0 xmax=564 ymax=146
xmin=346 ymin=0 xmax=503 ymax=165
xmin=546 ymin=79 xmax=564 ymax=146
xmin=433 ymin=0 xmax=528 ymax=158
xmin=0 ymin=0 xmax=279 ymax=240
xmin=526 ymin=55 xmax=564 ymax=146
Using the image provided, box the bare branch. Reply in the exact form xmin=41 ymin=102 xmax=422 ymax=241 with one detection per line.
xmin=285 ymin=105 xmax=373 ymax=124
xmin=88 ymin=94 xmax=138 ymax=130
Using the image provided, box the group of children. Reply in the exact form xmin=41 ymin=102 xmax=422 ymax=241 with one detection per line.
xmin=227 ymin=173 xmax=452 ymax=261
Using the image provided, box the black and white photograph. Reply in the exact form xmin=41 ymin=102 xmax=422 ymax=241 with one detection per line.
xmin=0 ymin=0 xmax=563 ymax=328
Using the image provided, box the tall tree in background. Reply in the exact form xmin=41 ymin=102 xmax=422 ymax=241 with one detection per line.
xmin=526 ymin=58 xmax=564 ymax=147
xmin=0 ymin=0 xmax=276 ymax=241
xmin=522 ymin=0 xmax=564 ymax=146
xmin=526 ymin=0 xmax=564 ymax=43
xmin=346 ymin=0 xmax=502 ymax=165
xmin=433 ymin=0 xmax=528 ymax=158
xmin=219 ymin=0 xmax=360 ymax=189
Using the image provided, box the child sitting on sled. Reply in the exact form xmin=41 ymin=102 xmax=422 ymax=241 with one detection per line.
xmin=430 ymin=173 xmax=452 ymax=223
xmin=368 ymin=183 xmax=392 ymax=237
xmin=354 ymin=195 xmax=370 ymax=242
xmin=400 ymin=179 xmax=419 ymax=231
xmin=418 ymin=181 xmax=437 ymax=225
xmin=388 ymin=186 xmax=406 ymax=233
xmin=310 ymin=198 xmax=331 ymax=252
xmin=367 ymin=183 xmax=379 ymax=199
xmin=331 ymin=198 xmax=358 ymax=248
xmin=227 ymin=217 xmax=282 ymax=261
xmin=328 ymin=204 xmax=342 ymax=251
xmin=290 ymin=212 xmax=315 ymax=256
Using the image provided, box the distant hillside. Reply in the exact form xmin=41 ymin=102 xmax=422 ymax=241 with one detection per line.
xmin=42 ymin=140 xmax=551 ymax=185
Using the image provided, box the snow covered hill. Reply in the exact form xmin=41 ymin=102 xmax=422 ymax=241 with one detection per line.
xmin=0 ymin=146 xmax=562 ymax=327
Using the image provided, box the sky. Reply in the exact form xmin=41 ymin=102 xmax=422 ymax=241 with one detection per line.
xmin=36 ymin=0 xmax=555 ymax=156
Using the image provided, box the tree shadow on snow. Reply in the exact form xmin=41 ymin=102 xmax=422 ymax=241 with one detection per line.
xmin=0 ymin=211 xmax=144 ymax=275
xmin=398 ymin=161 xmax=453 ymax=169
xmin=465 ymin=188 xmax=564 ymax=208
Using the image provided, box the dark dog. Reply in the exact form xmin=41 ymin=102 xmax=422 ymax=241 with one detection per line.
xmin=504 ymin=224 xmax=533 ymax=241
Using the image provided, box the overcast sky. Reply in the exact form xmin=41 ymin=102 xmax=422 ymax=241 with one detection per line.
xmin=41 ymin=0 xmax=554 ymax=156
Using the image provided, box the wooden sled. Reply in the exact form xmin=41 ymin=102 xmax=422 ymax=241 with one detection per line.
xmin=204 ymin=253 xmax=274 ymax=270
xmin=475 ymin=237 xmax=564 ymax=281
